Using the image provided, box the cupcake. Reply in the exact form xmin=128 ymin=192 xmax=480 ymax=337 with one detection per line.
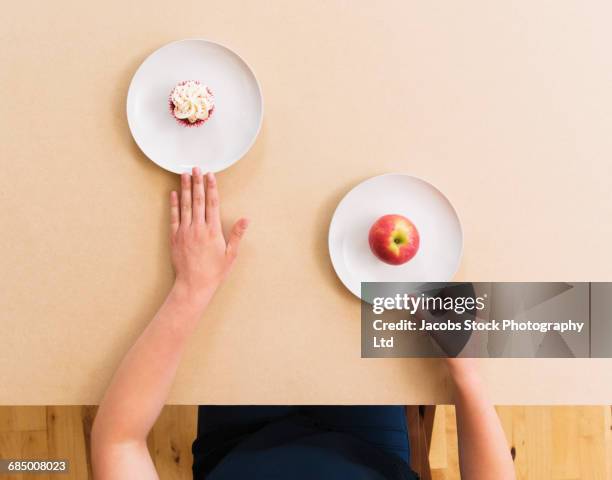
xmin=169 ymin=80 xmax=215 ymax=127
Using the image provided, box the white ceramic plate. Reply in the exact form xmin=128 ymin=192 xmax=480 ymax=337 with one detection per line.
xmin=328 ymin=174 xmax=463 ymax=299
xmin=127 ymin=39 xmax=263 ymax=173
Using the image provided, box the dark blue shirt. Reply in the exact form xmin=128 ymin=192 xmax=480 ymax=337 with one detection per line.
xmin=200 ymin=416 xmax=418 ymax=480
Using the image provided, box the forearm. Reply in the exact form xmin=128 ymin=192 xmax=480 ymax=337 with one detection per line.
xmin=451 ymin=371 xmax=515 ymax=480
xmin=93 ymin=283 xmax=212 ymax=444
xmin=91 ymin=169 xmax=247 ymax=479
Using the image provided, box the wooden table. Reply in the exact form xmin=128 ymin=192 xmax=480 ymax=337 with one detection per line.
xmin=2 ymin=0 xmax=611 ymax=405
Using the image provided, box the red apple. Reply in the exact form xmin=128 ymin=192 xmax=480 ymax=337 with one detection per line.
xmin=368 ymin=214 xmax=420 ymax=265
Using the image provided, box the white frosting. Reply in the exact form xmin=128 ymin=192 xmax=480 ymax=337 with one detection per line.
xmin=171 ymin=81 xmax=214 ymax=123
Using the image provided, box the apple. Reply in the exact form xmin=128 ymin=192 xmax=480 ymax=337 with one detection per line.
xmin=368 ymin=214 xmax=420 ymax=265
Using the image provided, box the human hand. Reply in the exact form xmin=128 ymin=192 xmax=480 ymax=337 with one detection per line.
xmin=169 ymin=167 xmax=248 ymax=308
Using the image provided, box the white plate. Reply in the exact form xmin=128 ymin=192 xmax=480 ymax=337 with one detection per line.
xmin=127 ymin=39 xmax=263 ymax=173
xmin=328 ymin=174 xmax=463 ymax=299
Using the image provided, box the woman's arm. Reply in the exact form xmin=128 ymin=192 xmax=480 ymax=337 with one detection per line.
xmin=91 ymin=168 xmax=248 ymax=479
xmin=446 ymin=359 xmax=515 ymax=480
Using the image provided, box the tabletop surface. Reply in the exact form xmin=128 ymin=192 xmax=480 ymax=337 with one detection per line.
xmin=1 ymin=0 xmax=611 ymax=405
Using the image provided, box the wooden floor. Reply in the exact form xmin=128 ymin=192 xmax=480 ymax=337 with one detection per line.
xmin=0 ymin=406 xmax=610 ymax=479
xmin=428 ymin=406 xmax=612 ymax=480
